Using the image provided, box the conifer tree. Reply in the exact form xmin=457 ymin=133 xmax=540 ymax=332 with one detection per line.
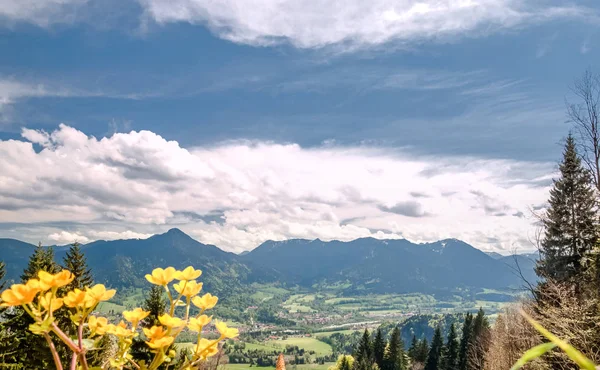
xmin=384 ymin=327 xmax=405 ymax=370
xmin=4 ymin=244 xmax=61 ymax=369
xmin=440 ymin=324 xmax=458 ymax=370
xmin=415 ymin=338 xmax=429 ymax=364
xmin=407 ymin=335 xmax=418 ymax=362
xmin=373 ymin=329 xmax=386 ymax=369
xmin=458 ymin=313 xmax=473 ymax=370
xmin=354 ymin=329 xmax=375 ymax=370
xmin=62 ymin=242 xmax=93 ymax=290
xmin=536 ymin=134 xmax=598 ymax=285
xmin=469 ymin=308 xmax=490 ymax=370
xmin=131 ymin=285 xmax=168 ymax=365
xmin=424 ymin=326 xmax=444 ymax=370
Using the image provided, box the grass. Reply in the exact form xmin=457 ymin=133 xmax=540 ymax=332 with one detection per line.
xmin=96 ymin=301 xmax=125 ymax=314
xmin=226 ymin=363 xmax=334 ymax=370
xmin=266 ymin=338 xmax=332 ymax=355
xmin=313 ymin=330 xmax=357 ymax=338
xmin=284 ymin=303 xmax=314 ymax=313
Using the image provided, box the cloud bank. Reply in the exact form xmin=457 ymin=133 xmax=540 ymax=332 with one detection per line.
xmin=0 ymin=125 xmax=552 ymax=253
xmin=139 ymin=0 xmax=590 ymax=49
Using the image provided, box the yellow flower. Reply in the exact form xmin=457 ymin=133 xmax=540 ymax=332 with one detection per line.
xmin=106 ymin=321 xmax=134 ymax=338
xmin=192 ymin=293 xmax=218 ymax=310
xmin=38 ymin=270 xmax=74 ymax=290
xmin=188 ymin=315 xmax=212 ymax=332
xmin=39 ymin=292 xmax=63 ymax=312
xmin=143 ymin=325 xmax=168 ymax=341
xmin=0 ymin=283 xmax=39 ymax=307
xmin=85 ymin=284 xmax=116 ymax=305
xmin=173 ymin=280 xmax=203 ymax=298
xmin=146 ymin=336 xmax=174 ymax=350
xmin=64 ymin=289 xmax=90 ymax=308
xmin=123 ymin=307 xmax=149 ymax=327
xmin=158 ymin=313 xmax=186 ymax=329
xmin=88 ymin=316 xmax=109 ymax=336
xmin=196 ymin=338 xmax=219 ymax=359
xmin=174 ymin=266 xmax=202 ymax=281
xmin=145 ymin=267 xmax=176 ymax=286
xmin=215 ymin=321 xmax=239 ymax=339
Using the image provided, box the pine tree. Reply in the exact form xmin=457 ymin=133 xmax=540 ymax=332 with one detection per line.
xmin=424 ymin=326 xmax=444 ymax=370
xmin=458 ymin=313 xmax=473 ymax=370
xmin=354 ymin=329 xmax=375 ymax=370
xmin=469 ymin=308 xmax=490 ymax=370
xmin=440 ymin=324 xmax=458 ymax=370
xmin=407 ymin=335 xmax=418 ymax=362
xmin=415 ymin=338 xmax=429 ymax=364
xmin=4 ymin=244 xmax=61 ymax=369
xmin=536 ymin=134 xmax=598 ymax=285
xmin=131 ymin=285 xmax=168 ymax=365
xmin=384 ymin=327 xmax=405 ymax=370
xmin=373 ymin=329 xmax=386 ymax=369
xmin=62 ymin=242 xmax=93 ymax=290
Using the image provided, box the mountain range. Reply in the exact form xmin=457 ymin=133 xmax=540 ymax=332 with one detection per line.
xmin=0 ymin=229 xmax=539 ymax=294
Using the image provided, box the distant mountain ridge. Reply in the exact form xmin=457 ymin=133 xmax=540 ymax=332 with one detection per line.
xmin=240 ymin=237 xmax=539 ymax=293
xmin=0 ymin=230 xmax=539 ymax=294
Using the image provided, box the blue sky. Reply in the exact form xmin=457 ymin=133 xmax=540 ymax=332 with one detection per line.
xmin=0 ymin=0 xmax=598 ymax=252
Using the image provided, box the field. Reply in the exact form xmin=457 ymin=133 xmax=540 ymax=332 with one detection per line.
xmin=226 ymin=363 xmax=334 ymax=370
xmin=266 ymin=338 xmax=333 ymax=355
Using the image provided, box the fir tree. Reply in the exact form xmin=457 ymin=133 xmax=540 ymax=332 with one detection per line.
xmin=354 ymin=329 xmax=375 ymax=370
xmin=373 ymin=329 xmax=386 ymax=369
xmin=458 ymin=313 xmax=473 ymax=370
xmin=4 ymin=244 xmax=61 ymax=369
xmin=440 ymin=324 xmax=458 ymax=370
xmin=384 ymin=327 xmax=405 ymax=370
xmin=536 ymin=134 xmax=598 ymax=285
xmin=407 ymin=335 xmax=418 ymax=362
xmin=424 ymin=326 xmax=444 ymax=370
xmin=469 ymin=308 xmax=490 ymax=370
xmin=62 ymin=242 xmax=93 ymax=290
xmin=131 ymin=285 xmax=168 ymax=365
xmin=415 ymin=338 xmax=429 ymax=364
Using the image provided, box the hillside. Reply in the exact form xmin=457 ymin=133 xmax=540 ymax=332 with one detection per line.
xmin=0 ymin=231 xmax=537 ymax=294
xmin=241 ymin=238 xmax=539 ymax=293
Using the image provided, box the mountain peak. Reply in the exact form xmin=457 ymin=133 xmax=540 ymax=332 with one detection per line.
xmin=166 ymin=228 xmax=186 ymax=236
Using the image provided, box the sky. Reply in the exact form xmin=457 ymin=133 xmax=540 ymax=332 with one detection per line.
xmin=0 ymin=0 xmax=598 ymax=253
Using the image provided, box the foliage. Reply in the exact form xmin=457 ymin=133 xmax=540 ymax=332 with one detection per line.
xmin=535 ymin=134 xmax=598 ymax=285
xmin=0 ymin=265 xmax=238 ymax=370
xmin=423 ymin=327 xmax=442 ymax=370
xmin=372 ymin=329 xmax=385 ymax=369
xmin=456 ymin=313 xmax=472 ymax=370
xmin=383 ymin=327 xmax=406 ymax=370
xmin=62 ymin=243 xmax=94 ymax=291
xmin=439 ymin=324 xmax=457 ymax=370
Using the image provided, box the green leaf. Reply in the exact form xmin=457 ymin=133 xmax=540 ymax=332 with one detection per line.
xmin=521 ymin=310 xmax=597 ymax=370
xmin=510 ymin=342 xmax=556 ymax=370
xmin=81 ymin=338 xmax=96 ymax=351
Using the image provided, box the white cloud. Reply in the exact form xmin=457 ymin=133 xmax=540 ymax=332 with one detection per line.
xmin=139 ymin=0 xmax=590 ymax=49
xmin=0 ymin=0 xmax=87 ymax=27
xmin=48 ymin=231 xmax=90 ymax=244
xmin=0 ymin=125 xmax=553 ymax=253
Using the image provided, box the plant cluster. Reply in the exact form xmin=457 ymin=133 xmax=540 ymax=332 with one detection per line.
xmin=0 ymin=266 xmax=238 ymax=370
